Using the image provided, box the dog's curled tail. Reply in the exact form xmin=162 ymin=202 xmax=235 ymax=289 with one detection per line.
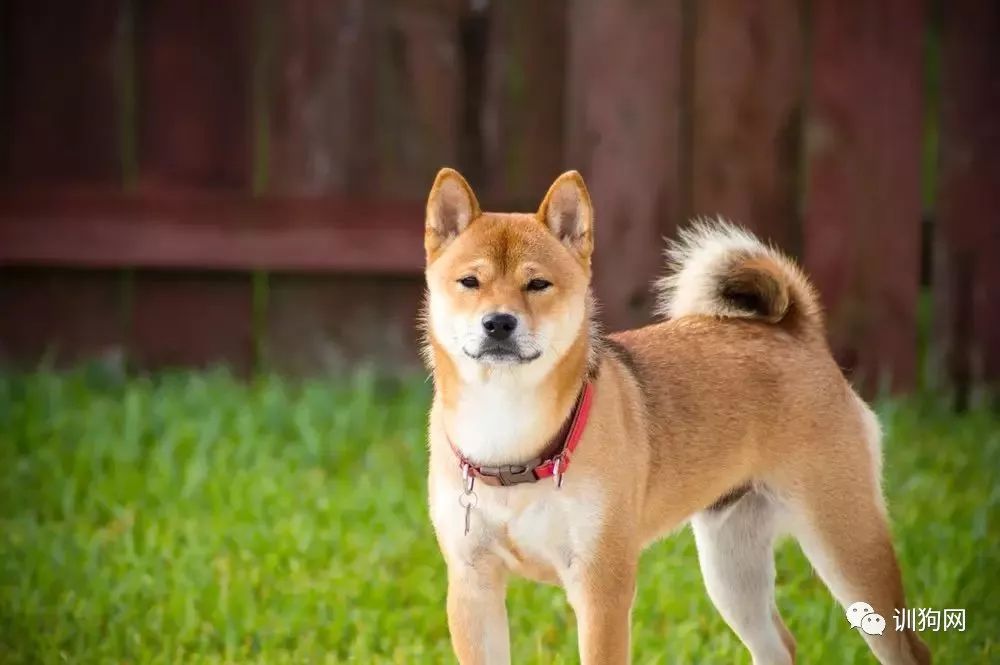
xmin=654 ymin=219 xmax=823 ymax=336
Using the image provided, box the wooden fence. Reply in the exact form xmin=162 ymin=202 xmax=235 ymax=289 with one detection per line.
xmin=0 ymin=0 xmax=996 ymax=399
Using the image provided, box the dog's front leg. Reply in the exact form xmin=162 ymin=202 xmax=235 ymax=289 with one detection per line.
xmin=567 ymin=561 xmax=637 ymax=665
xmin=446 ymin=560 xmax=510 ymax=665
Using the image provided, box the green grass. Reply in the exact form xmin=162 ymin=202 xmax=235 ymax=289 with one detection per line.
xmin=0 ymin=369 xmax=997 ymax=663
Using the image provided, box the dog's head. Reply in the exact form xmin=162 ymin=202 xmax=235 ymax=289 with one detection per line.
xmin=423 ymin=168 xmax=594 ymax=379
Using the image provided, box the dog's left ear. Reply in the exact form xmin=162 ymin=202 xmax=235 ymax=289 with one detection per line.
xmin=537 ymin=171 xmax=594 ymax=262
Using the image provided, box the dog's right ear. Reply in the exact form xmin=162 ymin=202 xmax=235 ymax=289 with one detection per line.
xmin=425 ymin=168 xmax=481 ymax=261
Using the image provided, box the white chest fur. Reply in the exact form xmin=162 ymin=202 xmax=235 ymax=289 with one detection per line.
xmin=448 ymin=378 xmax=552 ymax=465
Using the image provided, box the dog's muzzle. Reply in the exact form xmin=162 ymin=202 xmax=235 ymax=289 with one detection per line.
xmin=465 ymin=339 xmax=541 ymax=364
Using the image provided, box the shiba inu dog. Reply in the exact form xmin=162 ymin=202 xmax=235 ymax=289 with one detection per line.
xmin=422 ymin=168 xmax=930 ymax=665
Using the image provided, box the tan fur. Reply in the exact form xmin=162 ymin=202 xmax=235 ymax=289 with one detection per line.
xmin=423 ymin=169 xmax=930 ymax=665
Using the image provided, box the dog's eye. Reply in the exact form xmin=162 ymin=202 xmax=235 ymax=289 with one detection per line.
xmin=458 ymin=276 xmax=479 ymax=289
xmin=526 ymin=278 xmax=552 ymax=292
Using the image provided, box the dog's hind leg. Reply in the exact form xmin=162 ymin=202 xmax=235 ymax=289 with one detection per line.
xmin=783 ymin=396 xmax=930 ymax=665
xmin=786 ymin=481 xmax=931 ymax=665
xmin=691 ymin=490 xmax=795 ymax=665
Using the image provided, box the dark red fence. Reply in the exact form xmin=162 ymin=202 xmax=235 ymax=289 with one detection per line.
xmin=0 ymin=0 xmax=996 ymax=398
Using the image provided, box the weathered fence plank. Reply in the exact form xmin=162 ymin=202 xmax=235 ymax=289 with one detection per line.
xmin=137 ymin=0 xmax=251 ymax=189
xmin=565 ymin=0 xmax=683 ymax=330
xmin=268 ymin=0 xmax=379 ymax=195
xmin=0 ymin=2 xmax=126 ymax=367
xmin=804 ymin=0 xmax=926 ymax=394
xmin=0 ymin=0 xmax=121 ymax=184
xmin=264 ymin=0 xmax=453 ymax=372
xmin=689 ymin=0 xmax=805 ymax=252
xmin=270 ymin=0 xmax=461 ymax=198
xmin=132 ymin=0 xmax=254 ymax=371
xmin=482 ymin=0 xmax=567 ymax=210
xmin=935 ymin=0 xmax=1000 ymax=404
xmin=375 ymin=0 xmax=463 ymax=198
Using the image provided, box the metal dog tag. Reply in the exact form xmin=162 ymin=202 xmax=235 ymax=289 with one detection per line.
xmin=459 ymin=464 xmax=478 ymax=536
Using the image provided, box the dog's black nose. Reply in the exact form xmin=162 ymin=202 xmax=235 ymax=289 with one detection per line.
xmin=482 ymin=312 xmax=518 ymax=341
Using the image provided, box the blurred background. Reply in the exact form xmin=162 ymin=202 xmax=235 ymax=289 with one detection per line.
xmin=0 ymin=0 xmax=995 ymax=402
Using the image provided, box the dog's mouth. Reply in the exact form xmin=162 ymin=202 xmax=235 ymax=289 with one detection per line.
xmin=464 ymin=341 xmax=541 ymax=364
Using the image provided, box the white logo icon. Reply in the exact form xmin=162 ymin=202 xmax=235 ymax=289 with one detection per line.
xmin=846 ymin=600 xmax=886 ymax=636
xmin=861 ymin=612 xmax=886 ymax=635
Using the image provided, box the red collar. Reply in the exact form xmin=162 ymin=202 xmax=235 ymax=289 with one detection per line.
xmin=448 ymin=382 xmax=595 ymax=487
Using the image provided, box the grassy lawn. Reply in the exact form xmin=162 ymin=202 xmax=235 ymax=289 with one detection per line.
xmin=0 ymin=369 xmax=996 ymax=663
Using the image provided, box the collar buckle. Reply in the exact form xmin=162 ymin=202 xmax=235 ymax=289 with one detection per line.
xmin=477 ymin=463 xmax=538 ymax=487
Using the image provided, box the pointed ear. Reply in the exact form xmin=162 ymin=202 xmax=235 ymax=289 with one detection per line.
xmin=425 ymin=168 xmax=481 ymax=260
xmin=537 ymin=171 xmax=594 ymax=261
